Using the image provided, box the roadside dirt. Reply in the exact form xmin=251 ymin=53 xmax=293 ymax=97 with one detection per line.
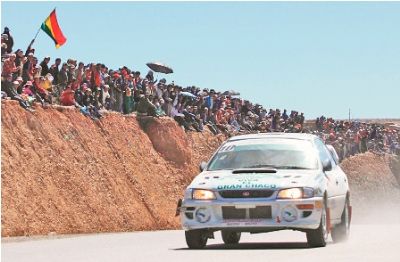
xmin=340 ymin=152 xmax=400 ymax=223
xmin=2 ymin=100 xmax=399 ymax=236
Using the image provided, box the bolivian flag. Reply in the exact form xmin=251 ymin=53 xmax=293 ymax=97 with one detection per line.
xmin=41 ymin=9 xmax=67 ymax=48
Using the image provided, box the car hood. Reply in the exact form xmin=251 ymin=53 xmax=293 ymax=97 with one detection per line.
xmin=189 ymin=169 xmax=320 ymax=191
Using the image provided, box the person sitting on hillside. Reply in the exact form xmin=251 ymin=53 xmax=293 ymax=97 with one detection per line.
xmin=1 ymin=77 xmax=33 ymax=112
xmin=182 ymin=106 xmax=201 ymax=132
xmin=136 ymin=94 xmax=156 ymax=116
xmin=82 ymin=87 xmax=94 ymax=107
xmin=32 ymin=75 xmax=52 ymax=106
xmin=153 ymin=98 xmax=166 ymax=117
xmin=60 ymin=85 xmax=76 ymax=106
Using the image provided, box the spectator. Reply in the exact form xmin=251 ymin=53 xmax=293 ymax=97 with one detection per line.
xmin=40 ymin=56 xmax=51 ymax=76
xmin=82 ymin=87 xmax=94 ymax=107
xmin=1 ymin=76 xmax=33 ymax=111
xmin=2 ymin=27 xmax=13 ymax=54
xmin=49 ymin=58 xmax=61 ymax=85
xmin=58 ymin=62 xmax=69 ymax=92
xmin=1 ymin=53 xmax=20 ymax=77
xmin=102 ymin=84 xmax=111 ymax=110
xmin=22 ymin=53 xmax=34 ymax=81
xmin=123 ymin=87 xmax=134 ymax=114
xmin=136 ymin=95 xmax=156 ymax=116
xmin=60 ymin=85 xmax=76 ymax=106
xmin=1 ymin=34 xmax=8 ymax=56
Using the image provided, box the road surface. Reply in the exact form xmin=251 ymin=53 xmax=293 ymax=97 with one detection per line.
xmin=2 ymin=225 xmax=399 ymax=262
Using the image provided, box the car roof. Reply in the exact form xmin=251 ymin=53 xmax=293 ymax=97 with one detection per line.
xmin=227 ymin=133 xmax=318 ymax=143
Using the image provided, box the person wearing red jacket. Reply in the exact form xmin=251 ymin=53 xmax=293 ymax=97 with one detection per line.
xmin=60 ymin=86 xmax=76 ymax=106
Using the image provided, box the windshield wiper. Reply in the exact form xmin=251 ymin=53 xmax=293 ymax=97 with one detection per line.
xmin=244 ymin=164 xmax=278 ymax=168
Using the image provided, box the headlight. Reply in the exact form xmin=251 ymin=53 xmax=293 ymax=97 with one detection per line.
xmin=277 ymin=187 xmax=314 ymax=199
xmin=192 ymin=189 xmax=216 ymax=200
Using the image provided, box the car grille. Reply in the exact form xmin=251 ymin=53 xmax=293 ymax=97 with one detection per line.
xmin=222 ymin=206 xmax=272 ymax=219
xmin=219 ymin=190 xmax=275 ymax=198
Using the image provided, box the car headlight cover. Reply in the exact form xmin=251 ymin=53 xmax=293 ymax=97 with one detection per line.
xmin=277 ymin=187 xmax=314 ymax=199
xmin=192 ymin=189 xmax=216 ymax=200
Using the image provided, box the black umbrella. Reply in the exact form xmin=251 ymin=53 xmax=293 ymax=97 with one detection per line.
xmin=222 ymin=90 xmax=240 ymax=96
xmin=146 ymin=62 xmax=173 ymax=74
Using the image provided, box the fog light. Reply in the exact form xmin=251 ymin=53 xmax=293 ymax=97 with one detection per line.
xmin=282 ymin=206 xmax=298 ymax=222
xmin=195 ymin=208 xmax=211 ymax=223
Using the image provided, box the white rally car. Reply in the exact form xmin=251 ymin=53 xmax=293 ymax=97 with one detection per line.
xmin=177 ymin=133 xmax=351 ymax=248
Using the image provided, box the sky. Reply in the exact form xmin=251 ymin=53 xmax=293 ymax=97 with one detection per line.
xmin=2 ymin=1 xmax=400 ymax=119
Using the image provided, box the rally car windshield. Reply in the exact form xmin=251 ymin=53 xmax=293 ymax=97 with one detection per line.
xmin=207 ymin=139 xmax=318 ymax=171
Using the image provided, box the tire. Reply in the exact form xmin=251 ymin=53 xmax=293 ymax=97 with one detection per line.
xmin=331 ymin=199 xmax=350 ymax=243
xmin=185 ymin=230 xmax=208 ymax=249
xmin=221 ymin=230 xmax=241 ymax=245
xmin=307 ymin=201 xmax=328 ymax=248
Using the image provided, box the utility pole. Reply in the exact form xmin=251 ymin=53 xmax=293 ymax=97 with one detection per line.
xmin=349 ymin=108 xmax=351 ymax=122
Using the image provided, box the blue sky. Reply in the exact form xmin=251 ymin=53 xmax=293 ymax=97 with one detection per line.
xmin=2 ymin=1 xmax=399 ymax=119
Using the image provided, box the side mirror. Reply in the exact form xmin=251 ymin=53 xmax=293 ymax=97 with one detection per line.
xmin=322 ymin=159 xmax=332 ymax=172
xmin=199 ymin=161 xmax=207 ymax=172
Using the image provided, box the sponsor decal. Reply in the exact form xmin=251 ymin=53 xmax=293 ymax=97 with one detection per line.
xmin=223 ymin=219 xmax=262 ymax=226
xmin=217 ymin=184 xmax=277 ymax=190
xmin=219 ymin=145 xmax=236 ymax=152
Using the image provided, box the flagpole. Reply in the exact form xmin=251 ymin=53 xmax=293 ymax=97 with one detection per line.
xmin=26 ymin=26 xmax=42 ymax=53
xmin=32 ymin=26 xmax=42 ymax=42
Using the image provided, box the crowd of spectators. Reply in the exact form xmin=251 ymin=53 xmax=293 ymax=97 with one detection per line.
xmin=1 ymin=27 xmax=306 ymax=133
xmin=2 ymin=26 xmax=399 ymax=160
xmin=312 ymin=116 xmax=400 ymax=160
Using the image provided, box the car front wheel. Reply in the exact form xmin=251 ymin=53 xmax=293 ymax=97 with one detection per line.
xmin=331 ymin=199 xmax=350 ymax=242
xmin=185 ymin=230 xmax=208 ymax=249
xmin=306 ymin=202 xmax=329 ymax=247
xmin=221 ymin=230 xmax=241 ymax=245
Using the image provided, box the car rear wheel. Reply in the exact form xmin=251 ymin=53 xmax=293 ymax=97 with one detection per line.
xmin=331 ymin=199 xmax=350 ymax=242
xmin=306 ymin=202 xmax=328 ymax=248
xmin=185 ymin=230 xmax=208 ymax=249
xmin=221 ymin=230 xmax=241 ymax=245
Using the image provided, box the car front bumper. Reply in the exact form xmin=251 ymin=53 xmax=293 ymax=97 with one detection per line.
xmin=179 ymin=197 xmax=324 ymax=231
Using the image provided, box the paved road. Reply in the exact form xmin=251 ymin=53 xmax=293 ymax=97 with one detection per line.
xmin=2 ymin=225 xmax=399 ymax=262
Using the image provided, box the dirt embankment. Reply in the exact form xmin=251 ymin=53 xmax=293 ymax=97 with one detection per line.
xmin=1 ymin=101 xmax=224 ymax=237
xmin=340 ymin=152 xmax=400 ymax=223
xmin=2 ymin=101 xmax=399 ymax=236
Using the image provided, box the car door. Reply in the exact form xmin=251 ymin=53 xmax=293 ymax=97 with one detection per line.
xmin=314 ymin=139 xmax=345 ymax=221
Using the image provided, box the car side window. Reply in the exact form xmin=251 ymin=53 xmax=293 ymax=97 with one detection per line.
xmin=314 ymin=139 xmax=335 ymax=167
